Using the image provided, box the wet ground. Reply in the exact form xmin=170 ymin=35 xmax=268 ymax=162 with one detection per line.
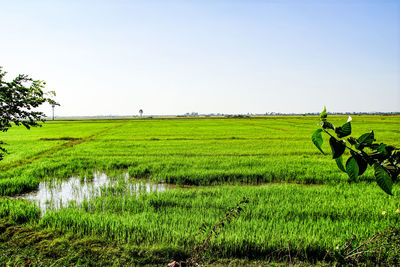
xmin=16 ymin=172 xmax=168 ymax=213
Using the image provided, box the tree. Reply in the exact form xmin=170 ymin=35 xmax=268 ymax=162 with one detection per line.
xmin=312 ymin=107 xmax=399 ymax=195
xmin=139 ymin=109 xmax=143 ymax=117
xmin=0 ymin=66 xmax=58 ymax=160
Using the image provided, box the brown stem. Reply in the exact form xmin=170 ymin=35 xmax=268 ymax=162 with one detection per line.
xmin=345 ymin=250 xmax=375 ymax=259
xmin=346 ymin=234 xmax=378 ymax=256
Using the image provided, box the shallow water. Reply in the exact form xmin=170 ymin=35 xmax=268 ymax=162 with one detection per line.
xmin=18 ymin=172 xmax=168 ymax=213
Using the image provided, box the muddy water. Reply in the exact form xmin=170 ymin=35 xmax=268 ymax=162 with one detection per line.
xmin=18 ymin=172 xmax=168 ymax=213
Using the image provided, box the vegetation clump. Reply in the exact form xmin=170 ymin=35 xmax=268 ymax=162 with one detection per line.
xmin=329 ymin=225 xmax=400 ymax=266
xmin=0 ymin=66 xmax=58 ymax=160
xmin=312 ymin=107 xmax=399 ymax=194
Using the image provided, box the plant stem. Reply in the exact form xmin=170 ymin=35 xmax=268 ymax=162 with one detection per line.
xmin=321 ymin=128 xmax=358 ymax=154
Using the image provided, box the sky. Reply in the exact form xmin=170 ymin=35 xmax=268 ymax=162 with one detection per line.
xmin=1 ymin=0 xmax=399 ymax=116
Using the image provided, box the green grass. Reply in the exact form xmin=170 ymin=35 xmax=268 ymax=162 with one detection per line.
xmin=0 ymin=116 xmax=399 ymax=265
xmin=2 ymin=116 xmax=399 ymax=191
xmin=1 ymin=183 xmax=399 ymax=264
xmin=37 ymin=183 xmax=399 ymax=259
xmin=0 ymin=120 xmax=125 ymax=166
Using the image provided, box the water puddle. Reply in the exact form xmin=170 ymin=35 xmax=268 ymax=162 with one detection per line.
xmin=17 ymin=172 xmax=168 ymax=214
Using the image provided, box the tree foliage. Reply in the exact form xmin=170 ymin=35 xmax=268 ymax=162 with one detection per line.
xmin=312 ymin=107 xmax=399 ymax=195
xmin=0 ymin=66 xmax=58 ymax=160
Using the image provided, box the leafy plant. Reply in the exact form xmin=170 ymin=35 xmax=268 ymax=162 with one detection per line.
xmin=312 ymin=107 xmax=399 ymax=195
xmin=0 ymin=66 xmax=58 ymax=160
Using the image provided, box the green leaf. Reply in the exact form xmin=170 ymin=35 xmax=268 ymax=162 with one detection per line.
xmin=357 ymin=131 xmax=374 ymax=145
xmin=312 ymin=129 xmax=325 ymax=154
xmin=329 ymin=137 xmax=346 ymax=159
xmin=351 ymin=152 xmax=368 ymax=176
xmin=377 ymin=144 xmax=387 ymax=155
xmin=374 ymin=163 xmax=393 ymax=195
xmin=346 ymin=157 xmax=359 ymax=182
xmin=335 ymin=122 xmax=351 ymax=138
xmin=355 ymin=131 xmax=375 ymax=150
xmin=335 ymin=156 xmax=346 ymax=172
xmin=342 ymin=122 xmax=351 ymax=134
xmin=365 ymin=143 xmax=380 ymax=150
xmin=381 ymin=163 xmax=399 ymax=182
xmin=320 ymin=106 xmax=327 ymax=120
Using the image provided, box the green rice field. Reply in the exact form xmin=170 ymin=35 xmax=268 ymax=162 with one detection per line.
xmin=0 ymin=116 xmax=399 ymax=265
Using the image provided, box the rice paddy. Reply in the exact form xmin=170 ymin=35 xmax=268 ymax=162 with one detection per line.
xmin=18 ymin=172 xmax=169 ymax=214
xmin=0 ymin=116 xmax=399 ymax=265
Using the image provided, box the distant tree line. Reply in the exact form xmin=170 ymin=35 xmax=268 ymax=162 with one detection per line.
xmin=177 ymin=111 xmax=400 ymax=118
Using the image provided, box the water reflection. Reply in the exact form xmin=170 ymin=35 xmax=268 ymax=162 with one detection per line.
xmin=19 ymin=172 xmax=167 ymax=213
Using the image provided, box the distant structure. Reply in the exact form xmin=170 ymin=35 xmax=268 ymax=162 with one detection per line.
xmin=51 ymin=103 xmax=56 ymax=120
xmin=185 ymin=112 xmax=198 ymax=116
xmin=139 ymin=109 xmax=143 ymax=117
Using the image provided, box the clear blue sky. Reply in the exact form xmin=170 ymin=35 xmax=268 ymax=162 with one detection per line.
xmin=1 ymin=0 xmax=399 ymax=116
